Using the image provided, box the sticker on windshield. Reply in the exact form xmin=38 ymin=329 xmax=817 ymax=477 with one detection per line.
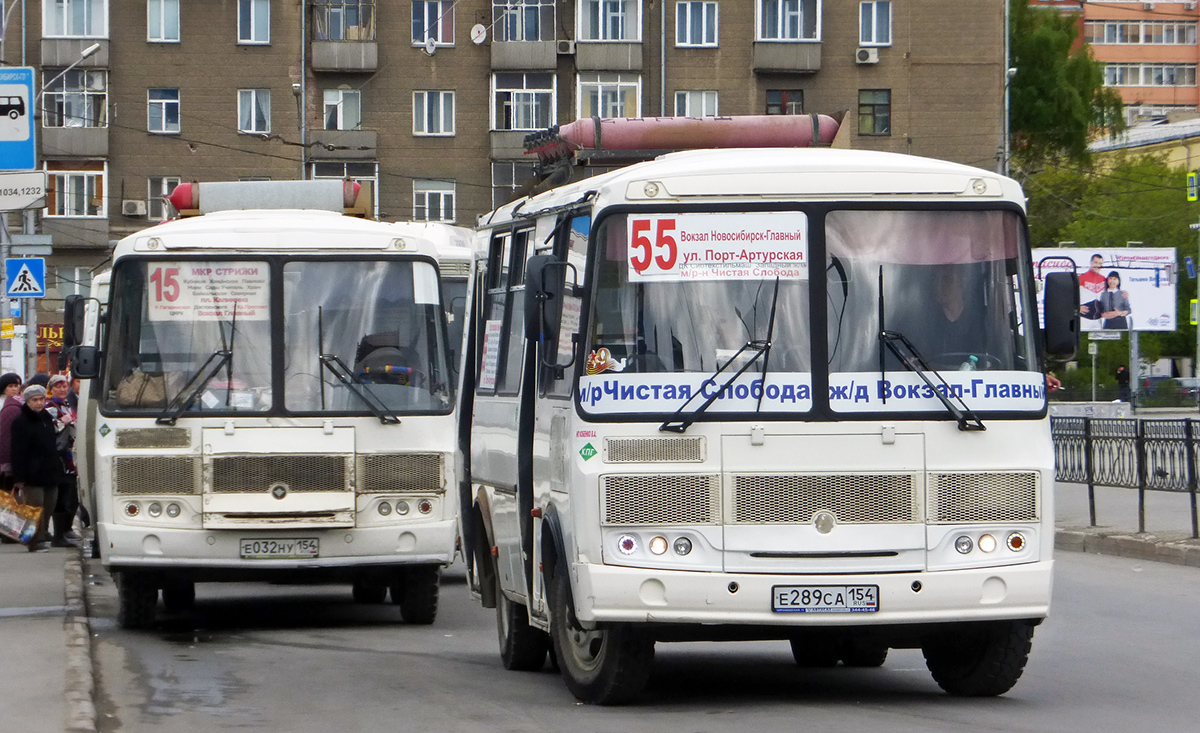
xmin=586 ymin=348 xmax=626 ymax=375
xmin=147 ymin=262 xmax=269 ymax=322
xmin=626 ymin=212 xmax=808 ymax=282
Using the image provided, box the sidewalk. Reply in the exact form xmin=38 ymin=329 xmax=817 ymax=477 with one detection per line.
xmin=0 ymin=541 xmax=95 ymax=733
xmin=1054 ymin=480 xmax=1200 ymax=566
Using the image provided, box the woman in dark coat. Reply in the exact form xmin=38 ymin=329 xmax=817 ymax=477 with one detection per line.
xmin=11 ymin=384 xmax=66 ymax=552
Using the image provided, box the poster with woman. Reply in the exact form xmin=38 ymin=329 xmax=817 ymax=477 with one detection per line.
xmin=1033 ymin=247 xmax=1176 ymax=332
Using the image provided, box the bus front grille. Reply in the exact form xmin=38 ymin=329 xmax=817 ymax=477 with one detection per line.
xmin=209 ymin=455 xmax=350 ymax=493
xmin=357 ymin=453 xmax=444 ymax=493
xmin=604 ymin=437 xmax=705 ymax=463
xmin=927 ymin=472 xmax=1039 ymax=523
xmin=113 ymin=456 xmax=200 ymax=495
xmin=602 ymin=474 xmax=720 ymax=525
xmin=731 ymin=473 xmax=919 ymax=524
xmin=115 ymin=427 xmax=191 ymax=449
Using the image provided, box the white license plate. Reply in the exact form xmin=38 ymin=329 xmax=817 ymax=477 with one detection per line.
xmin=239 ymin=538 xmax=319 ymax=559
xmin=772 ymin=585 xmax=879 ymax=613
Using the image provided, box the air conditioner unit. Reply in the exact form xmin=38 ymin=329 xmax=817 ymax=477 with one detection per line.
xmin=1143 ymin=2 xmax=1155 ymax=9
xmin=122 ymin=200 xmax=147 ymax=217
xmin=556 ymin=39 xmax=576 ymax=55
xmin=856 ymin=47 xmax=879 ymax=65
xmin=1186 ymin=1 xmax=1196 ymax=10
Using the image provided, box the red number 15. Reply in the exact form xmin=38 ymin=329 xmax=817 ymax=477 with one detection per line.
xmin=630 ymin=218 xmax=678 ymax=274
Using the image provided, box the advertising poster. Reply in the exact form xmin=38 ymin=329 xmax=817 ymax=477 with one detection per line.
xmin=1034 ymin=248 xmax=1176 ymax=332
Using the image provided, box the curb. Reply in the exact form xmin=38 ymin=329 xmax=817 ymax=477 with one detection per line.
xmin=63 ymin=548 xmax=97 ymax=733
xmin=1055 ymin=527 xmax=1200 ymax=568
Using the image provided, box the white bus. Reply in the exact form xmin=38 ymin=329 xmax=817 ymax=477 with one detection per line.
xmin=66 ymin=181 xmax=466 ymax=629
xmin=459 ymin=148 xmax=1079 ymax=704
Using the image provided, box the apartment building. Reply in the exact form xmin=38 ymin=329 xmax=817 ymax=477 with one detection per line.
xmin=1 ymin=0 xmax=1007 ymax=331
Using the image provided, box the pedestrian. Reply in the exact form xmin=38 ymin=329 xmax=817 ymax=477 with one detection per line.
xmin=46 ymin=374 xmax=80 ymax=547
xmin=67 ymin=375 xmax=80 ymax=412
xmin=1116 ymin=365 xmax=1131 ymax=402
xmin=10 ymin=384 xmax=66 ymax=553
xmin=0 ymin=372 xmax=22 ymax=544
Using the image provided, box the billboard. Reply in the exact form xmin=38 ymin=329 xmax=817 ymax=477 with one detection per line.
xmin=1034 ymin=248 xmax=1176 ymax=332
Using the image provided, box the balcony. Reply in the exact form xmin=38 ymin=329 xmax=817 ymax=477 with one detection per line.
xmin=490 ymin=131 xmax=532 ymax=159
xmin=311 ymin=1 xmax=377 ymax=71
xmin=491 ymin=41 xmax=557 ymax=70
xmin=41 ymin=127 xmax=108 ymax=158
xmin=752 ymin=42 xmax=821 ymax=74
xmin=40 ymin=39 xmax=109 ymax=67
xmin=308 ymin=129 xmax=377 ymax=159
xmin=576 ymin=42 xmax=642 ymax=72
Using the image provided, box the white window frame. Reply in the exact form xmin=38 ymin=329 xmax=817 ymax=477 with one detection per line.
xmin=491 ymin=162 xmax=537 ymax=209
xmin=324 ymin=88 xmax=362 ymax=130
xmin=1103 ymin=63 xmax=1198 ymax=87
xmin=44 ymin=164 xmax=106 ymax=218
xmin=147 ymin=0 xmax=180 ymax=42
xmin=412 ymin=0 xmax=454 ymax=45
xmin=42 ymin=69 xmax=107 ymax=128
xmin=492 ymin=73 xmax=556 ymax=131
xmin=413 ymin=180 xmax=456 ymax=222
xmin=676 ymin=1 xmax=717 ymax=47
xmin=238 ymin=89 xmax=271 ymax=134
xmin=494 ymin=0 xmax=555 ymax=42
xmin=148 ymin=176 xmax=180 ymax=220
xmin=43 ymin=0 xmax=107 ymax=38
xmin=311 ymin=161 xmax=379 ymax=216
xmin=413 ymin=90 xmax=455 ymax=136
xmin=238 ymin=0 xmax=270 ymax=44
xmin=147 ymin=88 xmax=180 ymax=133
xmin=579 ymin=0 xmax=641 ymax=42
xmin=859 ymin=1 xmax=890 ymax=46
xmin=1085 ymin=20 xmax=1198 ymax=46
xmin=577 ymin=73 xmax=641 ymax=118
xmin=674 ymin=90 xmax=717 ymax=117
xmin=757 ymin=0 xmax=820 ymax=42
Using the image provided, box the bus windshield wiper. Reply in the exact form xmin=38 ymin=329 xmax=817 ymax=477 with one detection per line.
xmin=661 ymin=279 xmax=779 ymax=432
xmin=317 ymin=307 xmax=400 ymax=425
xmin=157 ymin=308 xmax=237 ymax=426
xmin=879 ymin=330 xmax=985 ymax=432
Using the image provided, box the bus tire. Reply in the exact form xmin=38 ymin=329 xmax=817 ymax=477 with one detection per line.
xmin=496 ymin=574 xmax=548 ymax=671
xmin=396 ymin=565 xmax=440 ymax=624
xmin=117 ymin=572 xmax=158 ymax=630
xmin=548 ymin=568 xmax=653 ymax=705
xmin=788 ymin=638 xmax=840 ymax=668
xmin=162 ymin=581 xmax=196 ymax=613
xmin=352 ymin=580 xmax=387 ymax=604
xmin=840 ymin=639 xmax=888 ymax=668
xmin=922 ymin=621 xmax=1034 ymax=697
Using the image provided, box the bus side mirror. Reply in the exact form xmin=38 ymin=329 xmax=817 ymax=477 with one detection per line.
xmin=525 ymin=254 xmax=557 ymax=341
xmin=1043 ymin=271 xmax=1080 ymax=360
xmin=71 ymin=345 xmax=100 ymax=379
xmin=63 ymin=294 xmax=85 ymax=349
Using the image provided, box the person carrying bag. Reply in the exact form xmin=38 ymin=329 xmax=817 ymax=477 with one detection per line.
xmin=11 ymin=385 xmax=67 ymax=553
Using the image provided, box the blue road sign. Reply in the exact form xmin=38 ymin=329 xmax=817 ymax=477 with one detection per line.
xmin=5 ymin=258 xmax=45 ymax=299
xmin=0 ymin=67 xmax=35 ymax=171
xmin=1188 ymin=256 xmax=1196 ymax=279
xmin=9 ymin=299 xmax=19 ymax=319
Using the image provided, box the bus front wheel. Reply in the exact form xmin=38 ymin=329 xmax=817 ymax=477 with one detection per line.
xmin=162 ymin=580 xmax=196 ymax=613
xmin=117 ymin=572 xmax=158 ymax=630
xmin=393 ymin=565 xmax=440 ymax=624
xmin=548 ymin=568 xmax=654 ymax=705
xmin=922 ymin=620 xmax=1034 ymax=696
xmin=496 ymin=574 xmax=548 ymax=671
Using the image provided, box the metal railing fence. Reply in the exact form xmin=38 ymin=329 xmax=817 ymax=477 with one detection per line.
xmin=1051 ymin=416 xmax=1199 ymax=538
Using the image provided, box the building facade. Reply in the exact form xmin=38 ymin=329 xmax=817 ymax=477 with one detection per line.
xmin=2 ymin=0 xmax=1007 ymax=330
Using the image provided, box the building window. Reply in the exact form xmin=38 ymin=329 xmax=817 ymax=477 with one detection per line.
xmin=676 ymin=1 xmax=717 ymax=47
xmin=491 ymin=162 xmax=537 ymax=208
xmin=674 ymin=90 xmax=717 ymax=117
xmin=42 ymin=69 xmax=107 ymax=128
xmin=1104 ymin=63 xmax=1198 ymax=87
xmin=414 ymin=180 xmax=456 ymax=222
xmin=858 ymin=89 xmax=890 ymax=135
xmin=148 ymin=176 xmax=180 ymax=219
xmin=314 ymin=1 xmax=376 ymax=41
xmin=238 ymin=89 xmax=270 ymax=133
xmin=44 ymin=0 xmax=106 ymax=37
xmin=312 ymin=161 xmax=378 ymax=215
xmin=324 ymin=88 xmax=362 ymax=130
xmin=148 ymin=88 xmax=180 ymax=133
xmin=495 ymin=0 xmax=555 ymax=42
xmin=45 ymin=162 xmax=105 ymax=217
xmin=493 ymin=73 xmax=555 ymax=131
xmin=1085 ymin=20 xmax=1198 ymax=46
xmin=580 ymin=0 xmax=640 ymax=42
xmin=413 ymin=0 xmax=454 ymax=45
xmin=578 ymin=73 xmax=640 ymax=118
xmin=766 ymin=89 xmax=803 ymax=115
xmin=148 ymin=0 xmax=180 ymax=41
xmin=238 ymin=0 xmax=270 ymax=44
xmin=414 ymin=91 xmax=455 ymax=136
xmin=859 ymin=1 xmax=889 ymax=46
xmin=758 ymin=0 xmax=818 ymax=41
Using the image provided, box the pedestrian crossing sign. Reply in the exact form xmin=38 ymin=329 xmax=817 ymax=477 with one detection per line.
xmin=5 ymin=257 xmax=45 ymax=299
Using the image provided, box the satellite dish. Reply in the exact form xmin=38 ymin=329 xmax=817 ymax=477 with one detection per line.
xmin=424 ymin=36 xmax=437 ymax=56
xmin=471 ymin=24 xmax=487 ymax=45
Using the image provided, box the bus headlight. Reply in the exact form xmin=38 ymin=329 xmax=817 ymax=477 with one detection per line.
xmin=954 ymin=535 xmax=973 ymax=554
xmin=617 ymin=534 xmax=638 ymax=555
xmin=147 ymin=502 xmax=162 ymax=518
xmin=1006 ymin=532 xmax=1027 ymax=552
xmin=396 ymin=501 xmax=410 ymax=516
xmin=124 ymin=503 xmax=139 ymax=517
xmin=418 ymin=499 xmax=433 ymax=515
xmin=377 ymin=501 xmax=392 ymax=516
xmin=978 ymin=534 xmax=997 ymax=553
xmin=166 ymin=503 xmax=181 ymax=518
xmin=648 ymin=536 xmax=668 ymax=555
xmin=673 ymin=537 xmax=693 ymax=556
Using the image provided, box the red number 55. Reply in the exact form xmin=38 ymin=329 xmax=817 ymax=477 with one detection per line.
xmin=630 ymin=218 xmax=678 ymax=274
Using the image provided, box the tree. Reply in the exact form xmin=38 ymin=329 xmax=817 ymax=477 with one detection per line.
xmin=1009 ymin=0 xmax=1124 ymax=174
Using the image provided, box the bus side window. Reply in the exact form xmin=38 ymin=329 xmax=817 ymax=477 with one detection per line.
xmin=544 ymin=214 xmax=590 ymax=398
xmin=477 ymin=233 xmax=510 ymax=396
xmin=498 ymin=228 xmax=532 ymax=395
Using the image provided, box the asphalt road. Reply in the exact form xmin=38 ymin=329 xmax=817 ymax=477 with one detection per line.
xmin=83 ymin=551 xmax=1200 ymax=733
